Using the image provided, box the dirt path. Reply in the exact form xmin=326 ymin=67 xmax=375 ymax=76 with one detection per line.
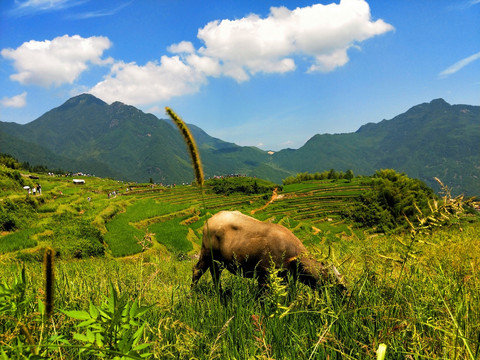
xmin=251 ymin=187 xmax=278 ymax=215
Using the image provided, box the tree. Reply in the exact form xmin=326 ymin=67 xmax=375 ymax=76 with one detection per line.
xmin=327 ymin=169 xmax=337 ymax=180
xmin=345 ymin=170 xmax=354 ymax=182
xmin=345 ymin=169 xmax=435 ymax=232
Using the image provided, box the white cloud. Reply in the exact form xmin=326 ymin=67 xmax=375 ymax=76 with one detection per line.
xmin=88 ymin=56 xmax=209 ymax=104
xmin=1 ymin=35 xmax=112 ymax=87
xmin=9 ymin=0 xmax=84 ymax=16
xmin=185 ymin=53 xmax=221 ymax=77
xmin=3 ymin=1 xmax=392 ymax=106
xmin=281 ymin=140 xmax=294 ymax=147
xmin=1 ymin=92 xmax=27 ymax=108
xmin=67 ymin=3 xmax=130 ymax=19
xmin=88 ymin=41 xmax=223 ymax=105
xmin=197 ymin=0 xmax=394 ymax=80
xmin=145 ymin=105 xmax=163 ymax=114
xmin=439 ymin=51 xmax=480 ymax=77
xmin=168 ymin=41 xmax=196 ymax=54
xmin=87 ymin=0 xmax=393 ymax=105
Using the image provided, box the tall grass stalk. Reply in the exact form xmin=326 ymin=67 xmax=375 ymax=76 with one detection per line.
xmin=165 ymin=107 xmax=217 ymax=291
xmin=18 ymin=321 xmax=37 ymax=355
xmin=43 ymin=247 xmax=55 ymax=320
xmin=429 ymin=267 xmax=476 ymax=360
xmin=165 ymin=106 xmax=208 ymax=225
xmin=165 ymin=107 xmax=204 ymax=187
xmin=393 ymin=179 xmax=467 ymax=302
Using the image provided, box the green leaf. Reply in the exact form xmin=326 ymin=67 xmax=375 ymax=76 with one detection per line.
xmin=133 ymin=323 xmax=146 ymax=345
xmin=118 ymin=333 xmax=134 ymax=354
xmin=98 ymin=307 xmax=112 ymax=320
xmin=64 ymin=310 xmax=91 ymax=320
xmin=48 ymin=333 xmax=70 ymax=345
xmin=89 ymin=301 xmax=100 ymax=319
xmin=134 ymin=304 xmax=154 ymax=319
xmin=96 ymin=332 xmax=104 ymax=347
xmin=108 ymin=282 xmax=117 ymax=313
xmin=377 ymin=343 xmax=387 ymax=360
xmin=77 ymin=319 xmax=97 ymax=328
xmin=133 ymin=343 xmax=150 ymax=351
xmin=86 ymin=329 xmax=95 ymax=343
xmin=38 ymin=297 xmax=45 ymax=316
xmin=1 ymin=349 xmax=10 ymax=360
xmin=129 ymin=298 xmax=138 ymax=318
xmin=73 ymin=333 xmax=89 ymax=342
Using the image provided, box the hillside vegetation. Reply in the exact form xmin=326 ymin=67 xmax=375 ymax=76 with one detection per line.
xmin=1 ymin=95 xmax=478 ymax=196
xmin=1 ymin=155 xmax=479 ymax=358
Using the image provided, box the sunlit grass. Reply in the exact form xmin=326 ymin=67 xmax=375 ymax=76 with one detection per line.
xmin=1 ymin=127 xmax=479 ymax=358
xmin=1 ymin=222 xmax=479 ymax=358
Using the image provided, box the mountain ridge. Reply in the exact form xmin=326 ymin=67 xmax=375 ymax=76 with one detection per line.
xmin=1 ymin=94 xmax=478 ymax=195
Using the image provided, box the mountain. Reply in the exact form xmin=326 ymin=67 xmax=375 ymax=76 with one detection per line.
xmin=0 ymin=94 xmax=288 ymax=184
xmin=271 ymin=98 xmax=480 ymax=196
xmin=0 ymin=95 xmax=478 ymax=195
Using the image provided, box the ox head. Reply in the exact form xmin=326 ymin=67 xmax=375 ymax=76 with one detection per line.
xmin=330 ymin=264 xmax=348 ymax=296
xmin=296 ymin=257 xmax=347 ymax=296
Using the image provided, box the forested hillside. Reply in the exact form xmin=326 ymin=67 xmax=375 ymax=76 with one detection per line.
xmin=271 ymin=99 xmax=480 ymax=195
xmin=1 ymin=95 xmax=478 ymax=195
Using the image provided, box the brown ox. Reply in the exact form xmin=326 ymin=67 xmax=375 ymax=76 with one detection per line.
xmin=192 ymin=211 xmax=346 ymax=293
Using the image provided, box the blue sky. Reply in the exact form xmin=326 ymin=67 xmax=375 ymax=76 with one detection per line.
xmin=1 ymin=0 xmax=479 ymax=150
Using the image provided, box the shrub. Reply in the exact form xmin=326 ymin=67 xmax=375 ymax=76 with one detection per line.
xmin=0 ymin=207 xmax=17 ymax=231
xmin=50 ymin=213 xmax=105 ymax=258
xmin=0 ymin=153 xmax=21 ymax=169
xmin=206 ymin=177 xmax=279 ymax=195
xmin=282 ymin=170 xmax=357 ymax=185
xmin=344 ymin=169 xmax=435 ymax=232
xmin=0 ymin=198 xmax=39 ymax=232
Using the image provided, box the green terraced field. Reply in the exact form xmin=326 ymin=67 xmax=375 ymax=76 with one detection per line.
xmin=2 ymin=165 xmax=479 ymax=359
xmin=1 ymin=169 xmax=370 ymax=259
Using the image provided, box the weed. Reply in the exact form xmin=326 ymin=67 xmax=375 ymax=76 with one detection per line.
xmin=64 ymin=282 xmax=153 ymax=358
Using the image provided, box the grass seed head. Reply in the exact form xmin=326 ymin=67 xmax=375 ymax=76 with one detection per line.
xmin=165 ymin=107 xmax=204 ymax=186
xmin=43 ymin=247 xmax=55 ymax=319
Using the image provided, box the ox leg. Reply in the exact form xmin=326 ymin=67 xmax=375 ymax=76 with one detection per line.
xmin=191 ymin=250 xmax=211 ymax=288
xmin=256 ymin=270 xmax=270 ymax=294
xmin=209 ymin=260 xmax=223 ymax=292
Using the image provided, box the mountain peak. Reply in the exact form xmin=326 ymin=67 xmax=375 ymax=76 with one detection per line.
xmin=62 ymin=94 xmax=107 ymax=108
xmin=429 ymin=98 xmax=450 ymax=107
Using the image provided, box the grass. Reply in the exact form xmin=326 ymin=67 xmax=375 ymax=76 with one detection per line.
xmin=1 ymin=136 xmax=479 ymax=358
xmin=1 ymin=222 xmax=479 ymax=358
xmin=0 ymin=228 xmax=37 ymax=252
xmin=149 ymin=217 xmax=192 ymax=254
